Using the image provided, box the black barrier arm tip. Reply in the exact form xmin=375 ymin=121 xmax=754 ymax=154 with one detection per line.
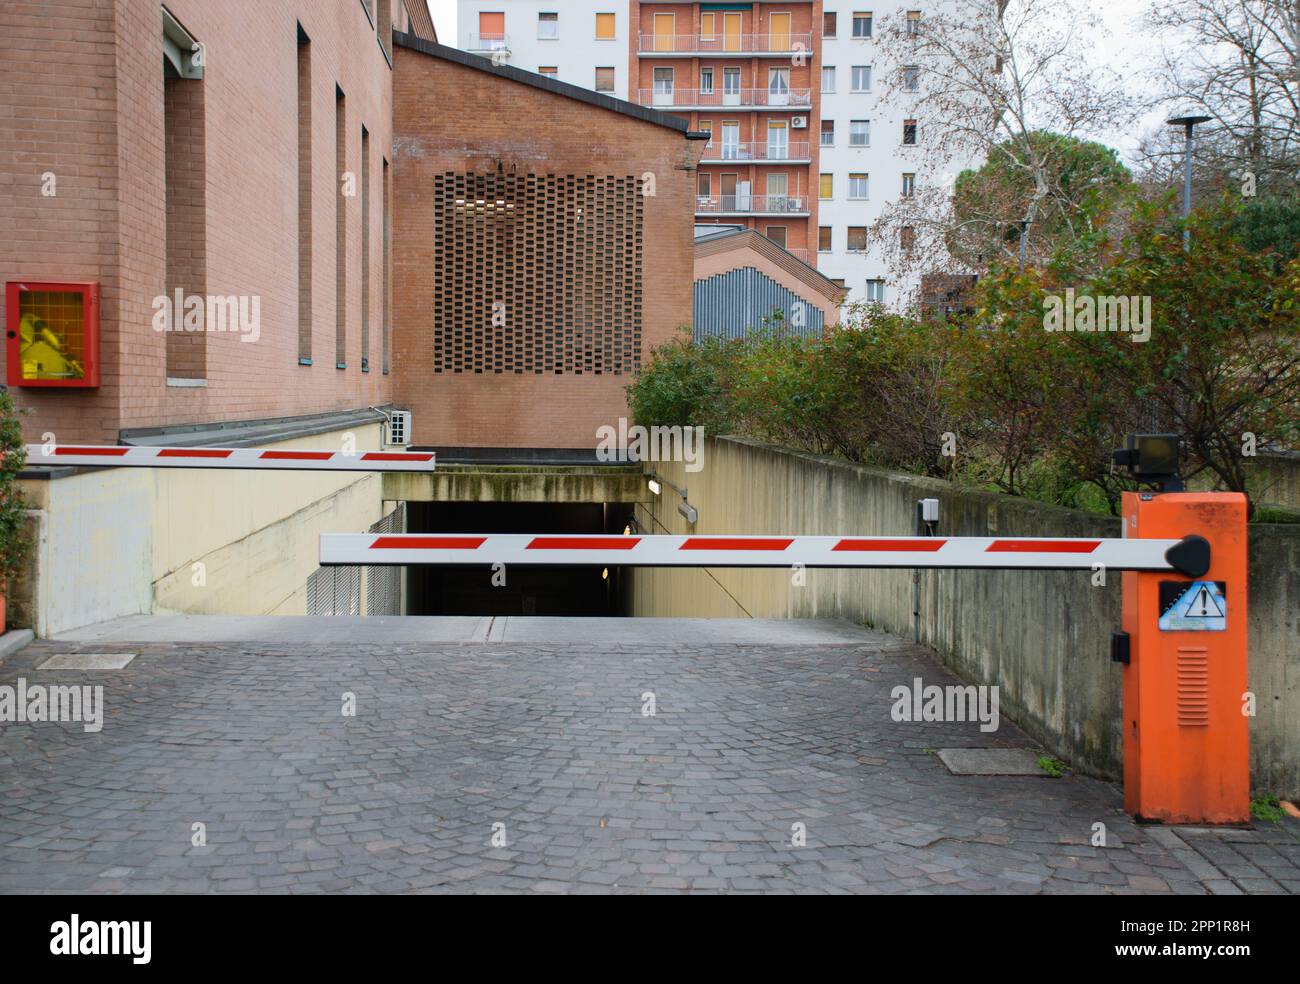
xmin=1165 ymin=534 xmax=1211 ymax=578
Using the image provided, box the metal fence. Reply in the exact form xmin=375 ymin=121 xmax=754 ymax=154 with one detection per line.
xmin=305 ymin=504 xmax=405 ymax=616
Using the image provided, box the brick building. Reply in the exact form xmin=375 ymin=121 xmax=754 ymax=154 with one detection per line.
xmin=0 ymin=2 xmax=704 ymax=630
xmin=390 ymin=34 xmax=706 ymax=448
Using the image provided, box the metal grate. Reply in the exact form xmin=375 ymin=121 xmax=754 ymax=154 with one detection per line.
xmin=306 ymin=504 xmax=405 ymax=616
xmin=432 ymin=171 xmax=644 ymax=375
xmin=364 ymin=504 xmax=405 ymax=615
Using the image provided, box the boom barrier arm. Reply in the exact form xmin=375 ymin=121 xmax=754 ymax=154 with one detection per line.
xmin=319 ymin=532 xmax=1211 ymax=576
xmin=25 ymin=444 xmax=436 ymax=473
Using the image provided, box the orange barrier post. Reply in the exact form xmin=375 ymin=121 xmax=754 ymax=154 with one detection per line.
xmin=1120 ymin=492 xmax=1250 ymax=824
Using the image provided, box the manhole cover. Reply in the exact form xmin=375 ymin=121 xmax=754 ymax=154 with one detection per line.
xmin=38 ymin=653 xmax=136 ymax=670
xmin=936 ymin=748 xmax=1048 ymax=776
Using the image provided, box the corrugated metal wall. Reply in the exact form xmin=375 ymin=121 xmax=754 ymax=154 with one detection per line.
xmin=693 ymin=266 xmax=825 ymax=341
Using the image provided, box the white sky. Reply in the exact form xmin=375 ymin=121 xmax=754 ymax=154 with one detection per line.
xmin=424 ymin=0 xmax=1171 ymax=161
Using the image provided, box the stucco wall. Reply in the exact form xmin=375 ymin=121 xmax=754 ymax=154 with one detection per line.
xmin=629 ymin=436 xmax=1300 ymax=798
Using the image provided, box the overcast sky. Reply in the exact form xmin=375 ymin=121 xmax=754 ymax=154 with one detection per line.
xmin=423 ymin=0 xmax=1173 ymax=161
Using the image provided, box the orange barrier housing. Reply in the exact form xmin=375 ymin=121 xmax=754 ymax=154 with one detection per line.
xmin=1121 ymin=492 xmax=1250 ymax=824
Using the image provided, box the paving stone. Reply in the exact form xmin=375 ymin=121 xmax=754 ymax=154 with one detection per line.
xmin=0 ymin=635 xmax=1292 ymax=895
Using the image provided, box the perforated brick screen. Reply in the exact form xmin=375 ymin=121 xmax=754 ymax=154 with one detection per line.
xmin=432 ymin=172 xmax=644 ymax=375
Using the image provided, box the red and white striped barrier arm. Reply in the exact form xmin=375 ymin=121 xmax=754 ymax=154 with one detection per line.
xmin=320 ymin=533 xmax=1205 ymax=572
xmin=25 ymin=444 xmax=436 ymax=473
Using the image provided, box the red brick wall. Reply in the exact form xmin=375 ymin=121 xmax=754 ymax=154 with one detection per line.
xmin=0 ymin=0 xmax=398 ymax=442
xmin=391 ymin=44 xmax=702 ymax=449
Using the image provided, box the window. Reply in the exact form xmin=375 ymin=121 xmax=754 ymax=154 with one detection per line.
xmin=538 ymin=12 xmax=558 ymax=39
xmin=381 ymin=156 xmax=390 ymax=374
xmin=700 ymin=12 xmax=716 ymax=40
xmin=698 ymin=119 xmax=713 ymax=147
xmin=768 ymin=66 xmax=791 ymax=105
xmin=653 ymin=13 xmax=675 ymax=52
xmin=901 ymin=172 xmax=916 ymax=198
xmin=360 ymin=124 xmax=370 ymax=371
xmin=903 ymin=119 xmax=917 ymax=144
xmin=334 ymin=85 xmax=346 ymax=369
xmin=851 ymin=65 xmax=871 ymax=91
xmin=539 ymin=66 xmax=557 ymax=76
xmin=820 ymin=119 xmax=835 ymax=146
xmin=823 ymin=12 xmax=837 ymax=37
xmin=296 ymin=25 xmax=312 ymax=365
xmin=721 ymin=121 xmax=739 ymax=158
xmin=723 ymin=67 xmax=741 ymax=101
xmin=901 ymin=226 xmax=916 ymax=251
xmin=595 ymin=12 xmax=615 ymax=39
xmin=819 ymin=226 xmax=833 ymax=252
xmin=478 ymin=11 xmax=505 ymax=48
xmin=700 ymin=67 xmax=714 ymax=94
xmin=865 ymin=279 xmax=886 ymax=303
xmin=766 ymin=173 xmax=789 ymax=203
xmin=849 ymin=172 xmax=869 ymax=198
xmin=767 ymin=120 xmax=788 ymax=159
xmin=848 ymin=226 xmax=868 ymax=251
xmin=765 ymin=225 xmax=787 ymax=248
xmin=903 ymin=65 xmax=920 ymax=91
xmin=850 ymin=119 xmax=870 ymax=146
xmin=819 ymin=173 xmax=834 ymax=199
xmin=906 ymin=10 xmax=921 ymax=36
xmin=852 ymin=11 xmax=873 ymax=38
xmin=164 ymin=8 xmax=208 ymax=380
xmin=653 ymin=66 xmax=674 ymax=104
xmin=822 ymin=66 xmax=836 ymax=92
xmin=595 ymin=67 xmax=615 ymax=92
xmin=698 ymin=172 xmax=711 ymax=197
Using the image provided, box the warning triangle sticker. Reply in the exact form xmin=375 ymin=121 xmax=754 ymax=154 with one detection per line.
xmin=1158 ymin=580 xmax=1227 ymax=632
xmin=1182 ymin=584 xmax=1224 ymax=618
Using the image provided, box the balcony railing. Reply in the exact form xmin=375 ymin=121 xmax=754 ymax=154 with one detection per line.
xmin=699 ymin=140 xmax=812 ymax=162
xmin=639 ymin=32 xmax=813 ymax=54
xmin=465 ymin=32 xmax=510 ymax=52
xmin=639 ymin=87 xmax=813 ymax=109
xmin=695 ymin=195 xmax=810 ymax=215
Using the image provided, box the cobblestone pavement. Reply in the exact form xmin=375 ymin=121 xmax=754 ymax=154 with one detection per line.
xmin=1 ymin=631 xmax=1296 ymax=894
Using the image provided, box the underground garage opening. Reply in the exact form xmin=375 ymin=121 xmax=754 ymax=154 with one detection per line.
xmin=404 ymin=501 xmax=635 ymax=616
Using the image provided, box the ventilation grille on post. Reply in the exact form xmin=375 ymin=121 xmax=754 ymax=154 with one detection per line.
xmin=432 ymin=172 xmax=644 ymax=375
xmin=1176 ymin=646 xmax=1210 ymax=727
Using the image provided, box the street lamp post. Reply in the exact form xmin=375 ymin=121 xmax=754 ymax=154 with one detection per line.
xmin=1167 ymin=113 xmax=1212 ymax=251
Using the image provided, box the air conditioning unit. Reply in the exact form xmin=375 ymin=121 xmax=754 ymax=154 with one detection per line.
xmin=386 ymin=410 xmax=412 ymax=448
xmin=791 ymin=116 xmax=808 ymax=128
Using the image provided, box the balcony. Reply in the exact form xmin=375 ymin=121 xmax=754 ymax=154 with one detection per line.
xmin=638 ymin=87 xmax=813 ymax=110
xmin=638 ymin=32 xmax=814 ymax=56
xmin=695 ymin=195 xmax=810 ymax=217
xmin=698 ymin=140 xmax=813 ymax=164
xmin=465 ymin=32 xmax=510 ymax=54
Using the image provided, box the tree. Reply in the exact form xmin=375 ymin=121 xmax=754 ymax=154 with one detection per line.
xmin=1139 ymin=0 xmax=1300 ymax=198
xmin=868 ymin=0 xmax=1136 ymax=288
xmin=948 ymin=131 xmax=1136 ymax=272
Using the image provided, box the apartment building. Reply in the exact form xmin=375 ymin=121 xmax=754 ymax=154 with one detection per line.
xmin=458 ymin=1 xmax=983 ymax=305
xmin=461 ymin=1 xmax=631 ymax=96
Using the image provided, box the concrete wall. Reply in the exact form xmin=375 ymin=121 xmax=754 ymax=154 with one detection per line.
xmin=14 ymin=422 xmax=386 ymax=636
xmin=629 ymin=437 xmax=1300 ymax=798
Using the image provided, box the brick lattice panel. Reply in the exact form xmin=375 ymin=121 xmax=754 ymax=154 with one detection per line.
xmin=432 ymin=173 xmax=644 ymax=375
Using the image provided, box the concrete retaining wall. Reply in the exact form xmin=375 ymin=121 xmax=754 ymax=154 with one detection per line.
xmin=629 ymin=437 xmax=1300 ymax=799
xmin=12 ymin=422 xmax=387 ymax=635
